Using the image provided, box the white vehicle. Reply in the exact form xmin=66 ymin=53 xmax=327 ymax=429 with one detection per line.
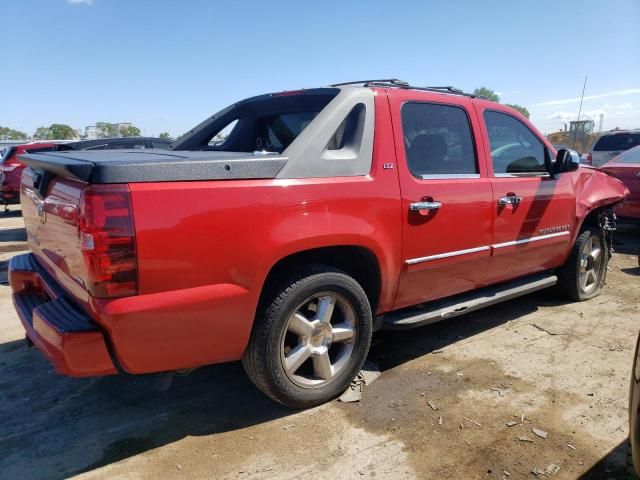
xmin=587 ymin=129 xmax=640 ymax=167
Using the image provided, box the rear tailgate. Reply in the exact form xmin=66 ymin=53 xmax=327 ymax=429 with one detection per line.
xmin=17 ymin=148 xmax=286 ymax=305
xmin=20 ymin=167 xmax=92 ymax=305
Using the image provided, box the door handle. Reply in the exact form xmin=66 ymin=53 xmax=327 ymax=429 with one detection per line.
xmin=498 ymin=195 xmax=523 ymax=205
xmin=409 ymin=201 xmax=442 ymax=211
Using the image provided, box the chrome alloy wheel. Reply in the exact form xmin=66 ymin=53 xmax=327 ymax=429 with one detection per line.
xmin=579 ymin=235 xmax=604 ymax=294
xmin=280 ymin=292 xmax=357 ymax=388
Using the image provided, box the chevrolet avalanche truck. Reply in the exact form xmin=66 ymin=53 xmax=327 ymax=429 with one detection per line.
xmin=10 ymin=79 xmax=628 ymax=408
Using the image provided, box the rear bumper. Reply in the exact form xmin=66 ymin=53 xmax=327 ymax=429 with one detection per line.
xmin=9 ymin=253 xmax=117 ymax=376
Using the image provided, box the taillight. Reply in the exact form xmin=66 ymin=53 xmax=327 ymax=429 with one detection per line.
xmin=1 ymin=162 xmax=20 ymax=172
xmin=586 ymin=153 xmax=593 ymax=166
xmin=78 ymin=184 xmax=137 ymax=298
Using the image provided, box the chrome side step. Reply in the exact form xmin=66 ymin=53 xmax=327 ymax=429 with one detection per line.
xmin=380 ymin=272 xmax=557 ymax=330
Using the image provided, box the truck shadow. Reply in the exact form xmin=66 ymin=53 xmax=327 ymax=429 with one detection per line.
xmin=0 ymin=338 xmax=295 ymax=479
xmin=578 ymin=439 xmax=634 ymax=479
xmin=0 ymin=287 xmax=566 ymax=480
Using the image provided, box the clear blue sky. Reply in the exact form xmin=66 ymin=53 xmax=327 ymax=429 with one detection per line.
xmin=2 ymin=0 xmax=639 ymax=137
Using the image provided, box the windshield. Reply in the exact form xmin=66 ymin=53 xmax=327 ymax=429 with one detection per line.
xmin=594 ymin=133 xmax=640 ymax=151
xmin=614 ymin=145 xmax=640 ymax=164
xmin=172 ymin=88 xmax=340 ymax=153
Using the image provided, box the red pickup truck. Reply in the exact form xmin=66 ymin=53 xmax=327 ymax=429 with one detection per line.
xmin=10 ymin=80 xmax=628 ymax=407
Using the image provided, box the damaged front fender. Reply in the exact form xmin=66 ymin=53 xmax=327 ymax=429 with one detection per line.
xmin=574 ymin=167 xmax=629 ymax=231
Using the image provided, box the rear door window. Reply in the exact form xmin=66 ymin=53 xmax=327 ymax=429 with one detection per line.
xmin=593 ymin=133 xmax=640 ymax=151
xmin=401 ymin=102 xmax=478 ymax=177
xmin=483 ymin=110 xmax=547 ymax=175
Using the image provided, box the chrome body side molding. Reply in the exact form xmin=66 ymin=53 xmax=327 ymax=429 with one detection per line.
xmin=405 ymin=231 xmax=571 ymax=265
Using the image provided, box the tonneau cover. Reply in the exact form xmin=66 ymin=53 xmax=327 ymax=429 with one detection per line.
xmin=18 ymin=150 xmax=287 ymax=184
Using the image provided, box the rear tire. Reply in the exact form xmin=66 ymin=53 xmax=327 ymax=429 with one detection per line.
xmin=243 ymin=265 xmax=372 ymax=408
xmin=557 ymin=229 xmax=609 ymax=301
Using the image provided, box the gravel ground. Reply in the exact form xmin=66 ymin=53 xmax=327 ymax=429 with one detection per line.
xmin=0 ymin=206 xmax=638 ymax=480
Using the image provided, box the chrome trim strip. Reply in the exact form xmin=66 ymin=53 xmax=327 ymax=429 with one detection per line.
xmin=405 ymin=231 xmax=571 ymax=265
xmin=494 ymin=172 xmax=550 ymax=178
xmin=420 ymin=173 xmax=480 ymax=180
xmin=405 ymin=246 xmax=491 ymax=265
xmin=492 ymin=231 xmax=570 ymax=249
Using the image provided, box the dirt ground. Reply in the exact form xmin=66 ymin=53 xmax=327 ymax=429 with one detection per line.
xmin=0 ymin=206 xmax=638 ymax=480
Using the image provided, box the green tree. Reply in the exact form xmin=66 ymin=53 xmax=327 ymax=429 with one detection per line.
xmin=159 ymin=132 xmax=171 ymax=139
xmin=34 ymin=127 xmax=50 ymax=139
xmin=119 ymin=125 xmax=141 ymax=137
xmin=505 ymin=104 xmax=530 ymax=119
xmin=34 ymin=124 xmax=77 ymax=140
xmin=473 ymin=87 xmax=500 ymax=102
xmin=95 ymin=122 xmax=119 ymax=138
xmin=0 ymin=127 xmax=28 ymax=140
xmin=49 ymin=124 xmax=78 ymax=139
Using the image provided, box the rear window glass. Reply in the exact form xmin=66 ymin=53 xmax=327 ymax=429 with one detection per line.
xmin=594 ymin=133 xmax=640 ymax=151
xmin=109 ymin=142 xmax=147 ymax=150
xmin=256 ymin=111 xmax=318 ymax=151
xmin=25 ymin=146 xmax=56 ymax=154
xmin=152 ymin=141 xmax=171 ymax=149
xmin=174 ymin=89 xmax=339 ymax=154
xmin=615 ymin=146 xmax=640 ymax=164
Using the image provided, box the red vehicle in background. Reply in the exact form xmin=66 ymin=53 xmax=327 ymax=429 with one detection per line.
xmin=600 ymin=145 xmax=640 ymax=222
xmin=1 ymin=143 xmax=57 ymax=211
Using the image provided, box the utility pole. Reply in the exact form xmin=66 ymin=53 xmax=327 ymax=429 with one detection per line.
xmin=571 ymin=75 xmax=588 ymax=149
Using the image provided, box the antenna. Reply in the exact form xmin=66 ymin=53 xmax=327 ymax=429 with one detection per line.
xmin=571 ymin=75 xmax=588 ymax=149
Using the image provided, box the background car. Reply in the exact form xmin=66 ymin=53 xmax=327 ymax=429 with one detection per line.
xmin=600 ymin=145 xmax=640 ymax=222
xmin=0 ymin=142 xmax=57 ymax=210
xmin=587 ymin=129 xmax=640 ymax=167
xmin=1 ymin=137 xmax=171 ymax=212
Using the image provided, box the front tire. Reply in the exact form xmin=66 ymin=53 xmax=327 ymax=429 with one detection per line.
xmin=558 ymin=229 xmax=609 ymax=301
xmin=243 ymin=265 xmax=372 ymax=408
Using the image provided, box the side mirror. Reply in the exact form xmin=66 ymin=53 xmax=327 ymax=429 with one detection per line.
xmin=555 ymin=148 xmax=580 ymax=173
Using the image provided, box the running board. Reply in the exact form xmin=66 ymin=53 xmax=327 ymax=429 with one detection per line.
xmin=380 ymin=273 xmax=557 ymax=330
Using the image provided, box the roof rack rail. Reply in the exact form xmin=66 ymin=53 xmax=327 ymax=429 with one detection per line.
xmin=330 ymin=79 xmax=482 ymax=98
xmin=330 ymin=79 xmax=410 ymax=87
